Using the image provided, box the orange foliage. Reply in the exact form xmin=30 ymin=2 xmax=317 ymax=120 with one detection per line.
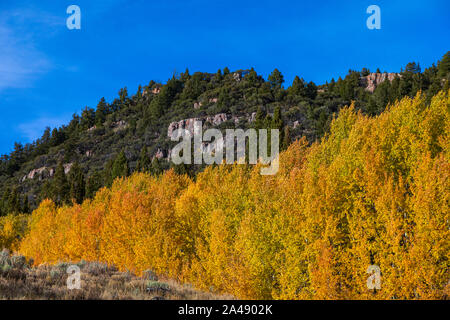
xmin=19 ymin=90 xmax=449 ymax=299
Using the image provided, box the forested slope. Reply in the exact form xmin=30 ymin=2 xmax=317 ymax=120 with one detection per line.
xmin=3 ymin=90 xmax=447 ymax=299
xmin=1 ymin=53 xmax=449 ymax=214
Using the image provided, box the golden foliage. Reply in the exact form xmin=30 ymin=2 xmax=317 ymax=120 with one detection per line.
xmin=18 ymin=90 xmax=450 ymax=299
xmin=0 ymin=214 xmax=29 ymax=252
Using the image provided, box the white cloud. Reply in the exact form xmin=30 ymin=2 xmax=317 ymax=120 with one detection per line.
xmin=0 ymin=8 xmax=63 ymax=91
xmin=0 ymin=27 xmax=50 ymax=90
xmin=17 ymin=115 xmax=72 ymax=142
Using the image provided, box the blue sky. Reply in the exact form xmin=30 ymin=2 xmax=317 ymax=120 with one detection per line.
xmin=0 ymin=0 xmax=448 ymax=154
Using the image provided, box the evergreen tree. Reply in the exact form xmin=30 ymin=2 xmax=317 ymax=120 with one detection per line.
xmin=282 ymin=126 xmax=291 ymax=150
xmin=171 ymin=162 xmax=187 ymax=175
xmin=104 ymin=158 xmax=115 ymax=187
xmin=150 ymin=157 xmax=163 ymax=176
xmin=361 ymin=68 xmax=370 ymax=76
xmin=22 ymin=194 xmax=30 ymax=214
xmin=136 ymin=85 xmax=142 ymax=99
xmin=246 ymin=67 xmax=259 ymax=86
xmin=137 ymin=147 xmax=151 ymax=172
xmin=253 ymin=107 xmax=266 ymax=130
xmin=366 ymin=97 xmax=379 ymax=116
xmin=95 ymin=97 xmax=108 ymax=127
xmin=149 ymin=77 xmax=183 ymax=120
xmin=181 ymin=72 xmax=205 ymax=100
xmin=80 ymin=107 xmax=96 ymax=129
xmin=288 ymin=76 xmax=306 ymax=96
xmin=111 ymin=151 xmax=129 ymax=181
xmin=50 ymin=128 xmax=65 ymax=146
xmin=40 ymin=181 xmax=53 ymax=202
xmin=119 ymin=87 xmax=128 ymax=103
xmin=405 ymin=62 xmax=421 ymax=74
xmin=68 ymin=162 xmax=85 ymax=204
xmin=268 ymin=68 xmax=284 ymax=90
xmin=53 ymin=162 xmax=70 ymax=206
xmin=8 ymin=187 xmax=21 ymax=214
xmin=86 ymin=171 xmax=103 ymax=199
xmin=269 ymin=106 xmax=284 ymax=154
xmin=437 ymin=51 xmax=450 ymax=78
xmin=181 ymin=68 xmax=191 ymax=82
xmin=271 ymin=106 xmax=283 ymax=131
xmin=305 ymin=81 xmax=318 ymax=100
xmin=0 ymin=188 xmax=10 ymax=216
xmin=215 ymin=69 xmax=223 ymax=82
xmin=41 ymin=127 xmax=51 ymax=145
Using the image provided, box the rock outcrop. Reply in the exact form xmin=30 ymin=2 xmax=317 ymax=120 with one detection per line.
xmin=21 ymin=163 xmax=73 ymax=182
xmin=112 ymin=120 xmax=128 ymax=132
xmin=167 ymin=113 xmax=229 ymax=137
xmin=63 ymin=163 xmax=73 ymax=175
xmin=360 ymin=72 xmax=400 ymax=92
xmin=194 ymin=98 xmax=217 ymax=109
xmin=206 ymin=113 xmax=228 ymax=126
xmin=168 ymin=118 xmax=201 ymax=138
xmin=142 ymin=87 xmax=161 ymax=97
xmin=154 ymin=148 xmax=165 ymax=159
xmin=21 ymin=167 xmax=53 ymax=182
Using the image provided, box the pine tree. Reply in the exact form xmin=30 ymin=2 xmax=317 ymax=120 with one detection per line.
xmin=171 ymin=162 xmax=187 ymax=175
xmin=405 ymin=62 xmax=421 ymax=74
xmin=215 ymin=69 xmax=223 ymax=82
xmin=0 ymin=188 xmax=10 ymax=216
xmin=86 ymin=171 xmax=103 ymax=199
xmin=271 ymin=106 xmax=283 ymax=130
xmin=40 ymin=181 xmax=53 ymax=202
xmin=80 ymin=107 xmax=96 ymax=130
xmin=104 ymin=159 xmax=115 ymax=187
xmin=288 ymin=76 xmax=306 ymax=96
xmin=268 ymin=68 xmax=284 ymax=90
xmin=437 ymin=51 xmax=450 ymax=78
xmin=246 ymin=67 xmax=259 ymax=86
xmin=119 ymin=87 xmax=128 ymax=102
xmin=22 ymin=194 xmax=30 ymax=213
xmin=52 ymin=162 xmax=70 ymax=206
xmin=8 ymin=187 xmax=20 ymax=214
xmin=282 ymin=126 xmax=291 ymax=150
xmin=95 ymin=97 xmax=108 ymax=127
xmin=136 ymin=85 xmax=142 ymax=98
xmin=150 ymin=157 xmax=163 ymax=176
xmin=68 ymin=162 xmax=85 ymax=204
xmin=254 ymin=107 xmax=266 ymax=130
xmin=111 ymin=151 xmax=129 ymax=181
xmin=137 ymin=147 xmax=151 ymax=172
xmin=181 ymin=68 xmax=191 ymax=82
xmin=305 ymin=81 xmax=318 ymax=100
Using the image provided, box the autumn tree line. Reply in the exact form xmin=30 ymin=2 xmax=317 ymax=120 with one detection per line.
xmin=0 ymin=105 xmax=286 ymax=215
xmin=1 ymin=90 xmax=447 ymax=299
xmin=1 ymin=53 xmax=449 ymax=214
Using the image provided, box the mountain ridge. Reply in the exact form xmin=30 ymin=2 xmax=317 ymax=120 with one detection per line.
xmin=0 ymin=53 xmax=449 ymax=214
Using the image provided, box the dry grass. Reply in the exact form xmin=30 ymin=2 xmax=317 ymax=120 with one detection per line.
xmin=0 ymin=249 xmax=234 ymax=300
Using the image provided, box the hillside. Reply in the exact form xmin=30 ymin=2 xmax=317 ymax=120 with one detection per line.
xmin=0 ymin=53 xmax=449 ymax=214
xmin=2 ymin=89 xmax=447 ymax=299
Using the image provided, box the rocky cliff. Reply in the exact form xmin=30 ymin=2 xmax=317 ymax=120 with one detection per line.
xmin=360 ymin=72 xmax=400 ymax=92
